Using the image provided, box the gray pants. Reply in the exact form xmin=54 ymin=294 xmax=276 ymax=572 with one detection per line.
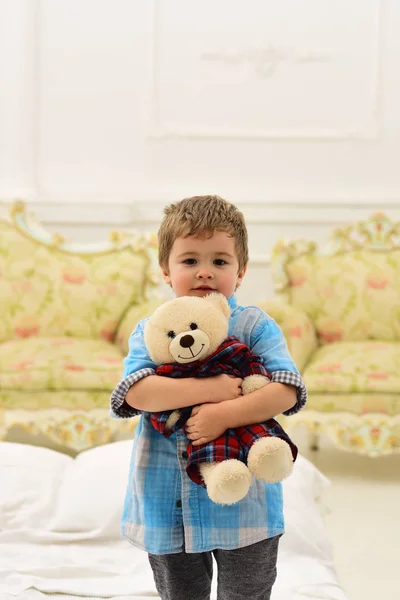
xmin=148 ymin=535 xmax=281 ymax=600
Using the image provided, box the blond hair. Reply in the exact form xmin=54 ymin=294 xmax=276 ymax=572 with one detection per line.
xmin=158 ymin=195 xmax=248 ymax=272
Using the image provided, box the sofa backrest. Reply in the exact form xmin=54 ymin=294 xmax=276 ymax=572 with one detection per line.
xmin=271 ymin=213 xmax=400 ymax=343
xmin=0 ymin=202 xmax=157 ymax=343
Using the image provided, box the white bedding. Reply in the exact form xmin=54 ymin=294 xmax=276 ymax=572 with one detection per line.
xmin=0 ymin=440 xmax=349 ymax=600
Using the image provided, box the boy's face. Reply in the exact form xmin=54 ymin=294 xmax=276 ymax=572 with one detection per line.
xmin=163 ymin=231 xmax=246 ymax=299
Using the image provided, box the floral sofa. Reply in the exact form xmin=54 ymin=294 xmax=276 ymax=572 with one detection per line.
xmin=0 ymin=201 xmax=161 ymax=452
xmin=260 ymin=212 xmax=400 ymax=457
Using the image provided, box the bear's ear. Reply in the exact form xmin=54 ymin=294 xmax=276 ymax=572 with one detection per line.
xmin=203 ymin=292 xmax=230 ymax=318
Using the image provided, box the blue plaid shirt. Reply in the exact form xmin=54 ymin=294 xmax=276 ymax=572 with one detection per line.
xmin=110 ymin=296 xmax=307 ymax=555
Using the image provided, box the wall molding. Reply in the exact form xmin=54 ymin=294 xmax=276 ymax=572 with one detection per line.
xmin=2 ymin=197 xmax=400 ymax=270
xmin=1 ymin=197 xmax=400 ymax=227
xmin=150 ymin=0 xmax=383 ymax=141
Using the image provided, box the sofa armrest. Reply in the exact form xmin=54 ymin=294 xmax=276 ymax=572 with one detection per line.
xmin=257 ymin=300 xmax=318 ymax=372
xmin=116 ymin=298 xmax=166 ymax=355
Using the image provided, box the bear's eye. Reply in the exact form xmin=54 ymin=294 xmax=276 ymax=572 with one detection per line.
xmin=167 ymin=330 xmax=176 ymax=339
xmin=190 ymin=323 xmax=198 ymax=330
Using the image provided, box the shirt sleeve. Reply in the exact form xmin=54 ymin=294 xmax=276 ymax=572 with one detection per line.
xmin=241 ymin=348 xmax=272 ymax=381
xmin=109 ymin=320 xmax=156 ymax=419
xmin=250 ymin=314 xmax=307 ymax=415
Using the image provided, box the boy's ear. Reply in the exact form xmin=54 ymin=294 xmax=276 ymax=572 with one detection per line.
xmin=237 ymin=265 xmax=247 ymax=287
xmin=161 ymin=266 xmax=171 ymax=286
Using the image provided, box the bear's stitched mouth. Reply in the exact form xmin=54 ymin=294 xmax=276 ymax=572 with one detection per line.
xmin=178 ymin=344 xmax=205 ymax=360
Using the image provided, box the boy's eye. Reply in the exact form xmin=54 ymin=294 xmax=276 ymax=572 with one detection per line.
xmin=190 ymin=323 xmax=198 ymax=330
xmin=167 ymin=330 xmax=176 ymax=339
xmin=214 ymin=259 xmax=227 ymax=266
xmin=183 ymin=258 xmax=196 ymax=265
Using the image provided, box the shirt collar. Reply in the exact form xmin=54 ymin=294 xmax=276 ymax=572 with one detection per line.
xmin=228 ymin=295 xmax=238 ymax=309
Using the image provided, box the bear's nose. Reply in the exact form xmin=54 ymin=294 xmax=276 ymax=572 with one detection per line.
xmin=180 ymin=334 xmax=194 ymax=348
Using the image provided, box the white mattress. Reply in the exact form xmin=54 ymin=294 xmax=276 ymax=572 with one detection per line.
xmin=0 ymin=439 xmax=349 ymax=600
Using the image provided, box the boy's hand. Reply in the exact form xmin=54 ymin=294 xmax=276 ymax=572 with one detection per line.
xmin=186 ymin=403 xmax=228 ymax=446
xmin=207 ymin=374 xmax=243 ymax=403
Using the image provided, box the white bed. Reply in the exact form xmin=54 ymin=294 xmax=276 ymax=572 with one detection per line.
xmin=0 ymin=439 xmax=348 ymax=600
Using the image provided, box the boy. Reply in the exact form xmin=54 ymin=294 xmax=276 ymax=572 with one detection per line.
xmin=110 ymin=195 xmax=307 ymax=600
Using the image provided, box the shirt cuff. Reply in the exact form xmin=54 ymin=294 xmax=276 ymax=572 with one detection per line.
xmin=109 ymin=368 xmax=156 ymax=418
xmin=270 ymin=371 xmax=308 ymax=416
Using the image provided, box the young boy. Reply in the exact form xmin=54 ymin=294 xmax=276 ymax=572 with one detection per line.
xmin=110 ymin=195 xmax=307 ymax=600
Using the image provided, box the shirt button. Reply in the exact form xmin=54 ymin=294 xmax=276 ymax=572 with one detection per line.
xmin=176 ymin=500 xmax=182 ymax=508
xmin=182 ymin=451 xmax=189 ymax=460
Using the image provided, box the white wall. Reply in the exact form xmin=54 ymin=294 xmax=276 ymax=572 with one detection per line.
xmin=1 ymin=0 xmax=400 ymax=304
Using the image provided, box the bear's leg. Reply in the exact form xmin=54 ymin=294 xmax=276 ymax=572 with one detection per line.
xmin=165 ymin=410 xmax=181 ymax=431
xmin=247 ymin=438 xmax=293 ymax=484
xmin=199 ymin=460 xmax=252 ymax=505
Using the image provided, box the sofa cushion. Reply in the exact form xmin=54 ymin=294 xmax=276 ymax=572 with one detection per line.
xmin=0 ymin=337 xmax=123 ymax=391
xmin=0 ymin=212 xmax=153 ymax=343
xmin=285 ymin=249 xmax=400 ymax=343
xmin=0 ymin=389 xmax=113 ymax=411
xmin=302 ymin=392 xmax=399 ymax=417
xmin=304 ymin=341 xmax=400 ymax=395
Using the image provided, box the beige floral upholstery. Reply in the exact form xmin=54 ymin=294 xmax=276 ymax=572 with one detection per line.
xmin=0 ymin=202 xmax=160 ymax=452
xmin=305 ymin=342 xmax=400 ymax=400
xmin=263 ymin=213 xmax=400 ymax=457
xmin=116 ymin=298 xmax=165 ymax=356
xmin=0 ymin=337 xmax=123 ymax=393
xmin=256 ymin=299 xmax=318 ymax=372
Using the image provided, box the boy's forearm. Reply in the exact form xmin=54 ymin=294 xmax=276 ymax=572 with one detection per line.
xmin=224 ymin=382 xmax=297 ymax=429
xmin=125 ymin=375 xmax=213 ymax=412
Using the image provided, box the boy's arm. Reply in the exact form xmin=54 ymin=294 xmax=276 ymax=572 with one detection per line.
xmin=186 ymin=316 xmax=307 ymax=444
xmin=223 ymin=382 xmax=297 ymax=429
xmin=237 ymin=345 xmax=298 ymax=422
xmin=124 ymin=373 xmax=241 ymax=412
xmin=250 ymin=316 xmax=307 ymax=415
xmin=110 ymin=320 xmax=157 ymax=418
xmin=186 ymin=381 xmax=297 ymax=446
xmin=110 ymin=321 xmax=242 ymax=418
xmin=221 ymin=316 xmax=306 ymax=423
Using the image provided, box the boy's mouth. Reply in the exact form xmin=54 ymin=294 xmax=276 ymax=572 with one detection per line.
xmin=193 ymin=286 xmax=215 ymax=291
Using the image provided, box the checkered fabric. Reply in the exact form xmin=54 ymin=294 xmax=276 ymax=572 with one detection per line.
xmin=109 ymin=368 xmax=155 ymax=418
xmin=148 ymin=336 xmax=297 ymax=486
xmin=187 ymin=421 xmax=298 ymax=485
xmin=151 ymin=335 xmax=271 ymax=436
xmin=109 ymin=295 xmax=308 ymax=555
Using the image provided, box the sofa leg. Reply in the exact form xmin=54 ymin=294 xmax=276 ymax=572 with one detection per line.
xmin=310 ymin=429 xmax=320 ymax=452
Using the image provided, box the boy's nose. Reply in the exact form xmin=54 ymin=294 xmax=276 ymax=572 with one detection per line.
xmin=196 ymin=270 xmax=214 ymax=279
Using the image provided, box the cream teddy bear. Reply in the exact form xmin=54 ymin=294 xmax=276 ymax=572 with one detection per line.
xmin=144 ymin=293 xmax=297 ymax=505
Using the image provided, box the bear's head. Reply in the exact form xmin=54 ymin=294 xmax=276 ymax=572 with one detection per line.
xmin=144 ymin=293 xmax=231 ymax=365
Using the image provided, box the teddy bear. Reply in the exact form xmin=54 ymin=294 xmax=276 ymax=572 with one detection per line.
xmin=143 ymin=293 xmax=298 ymax=505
